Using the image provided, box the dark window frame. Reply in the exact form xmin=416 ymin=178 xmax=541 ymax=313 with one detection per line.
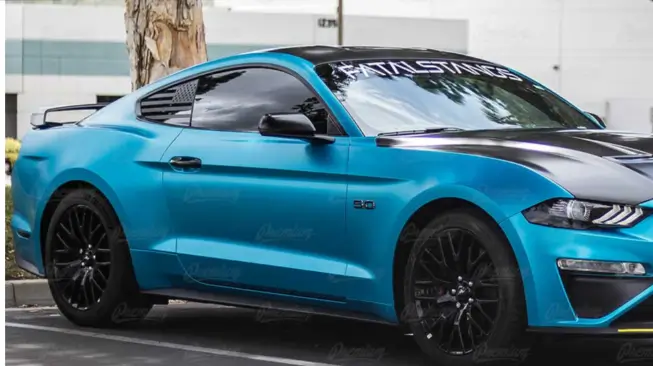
xmin=135 ymin=63 xmax=349 ymax=137
xmin=96 ymin=95 xmax=124 ymax=104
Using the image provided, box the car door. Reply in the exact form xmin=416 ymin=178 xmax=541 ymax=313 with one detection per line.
xmin=160 ymin=67 xmax=351 ymax=298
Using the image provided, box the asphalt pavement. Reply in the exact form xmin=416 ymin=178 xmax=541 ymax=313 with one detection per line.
xmin=5 ymin=303 xmax=653 ymax=366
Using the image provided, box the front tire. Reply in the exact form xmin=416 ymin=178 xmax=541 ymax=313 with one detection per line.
xmin=402 ymin=208 xmax=530 ymax=366
xmin=45 ymin=189 xmax=152 ymax=327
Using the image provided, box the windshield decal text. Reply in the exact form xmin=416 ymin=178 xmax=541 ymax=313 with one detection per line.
xmin=334 ymin=60 xmax=523 ymax=81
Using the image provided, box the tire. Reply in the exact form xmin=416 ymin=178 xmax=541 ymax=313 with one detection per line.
xmin=402 ymin=208 xmax=530 ymax=366
xmin=44 ymin=188 xmax=152 ymax=327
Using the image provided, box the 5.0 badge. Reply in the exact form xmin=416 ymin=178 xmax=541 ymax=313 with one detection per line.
xmin=353 ymin=200 xmax=376 ymax=210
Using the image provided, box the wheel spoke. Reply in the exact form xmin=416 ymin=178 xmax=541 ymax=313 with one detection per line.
xmin=418 ymin=261 xmax=451 ymax=286
xmin=89 ymin=223 xmax=102 ymax=243
xmin=84 ymin=210 xmax=93 ymax=240
xmin=88 ymin=271 xmax=97 ymax=303
xmin=94 ymin=233 xmax=107 ymax=248
xmin=71 ymin=207 xmax=88 ymax=245
xmin=80 ymin=271 xmax=91 ymax=308
xmin=473 ymin=302 xmax=495 ymax=324
xmin=476 ymin=298 xmax=499 ymax=304
xmin=58 ymin=222 xmax=82 ymax=247
xmin=447 ymin=232 xmax=463 ymax=274
xmin=457 ymin=322 xmax=466 ymax=354
xmin=90 ymin=275 xmax=103 ymax=292
xmin=423 ymin=248 xmax=443 ymax=266
xmin=477 ymin=280 xmax=499 ymax=289
xmin=468 ymin=248 xmax=487 ymax=272
xmin=410 ymin=227 xmax=499 ymax=356
xmin=437 ymin=237 xmax=450 ymax=270
xmin=95 ymin=268 xmax=108 ymax=284
xmin=445 ymin=323 xmax=456 ymax=350
xmin=54 ymin=233 xmax=74 ymax=252
xmin=50 ymin=204 xmax=112 ymax=313
xmin=57 ymin=262 xmax=81 ymax=285
xmin=467 ymin=322 xmax=476 ymax=349
xmin=54 ymin=259 xmax=82 ymax=268
xmin=66 ymin=268 xmax=84 ymax=304
xmin=468 ymin=312 xmax=489 ymax=335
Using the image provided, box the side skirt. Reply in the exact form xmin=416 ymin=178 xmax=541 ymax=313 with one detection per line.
xmin=142 ymin=288 xmax=397 ymax=326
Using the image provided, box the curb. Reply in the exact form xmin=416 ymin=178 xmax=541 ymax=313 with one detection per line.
xmin=5 ymin=279 xmax=54 ymax=307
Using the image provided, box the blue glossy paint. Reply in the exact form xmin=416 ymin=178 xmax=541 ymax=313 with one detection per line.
xmin=162 ymin=129 xmax=351 ymax=298
xmin=10 ymin=50 xmax=652 ymax=329
xmin=502 ymin=213 xmax=653 ymax=327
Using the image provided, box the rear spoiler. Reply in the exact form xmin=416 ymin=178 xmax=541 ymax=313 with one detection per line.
xmin=30 ymin=103 xmax=109 ymax=129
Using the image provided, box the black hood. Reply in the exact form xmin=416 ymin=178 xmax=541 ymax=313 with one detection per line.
xmin=377 ymin=129 xmax=653 ymax=205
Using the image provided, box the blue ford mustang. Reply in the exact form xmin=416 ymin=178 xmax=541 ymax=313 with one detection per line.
xmin=11 ymin=46 xmax=653 ymax=364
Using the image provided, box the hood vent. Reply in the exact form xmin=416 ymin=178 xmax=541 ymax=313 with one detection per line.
xmin=605 ymin=154 xmax=653 ymax=164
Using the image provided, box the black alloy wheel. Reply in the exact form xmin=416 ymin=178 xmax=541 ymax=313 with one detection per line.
xmin=50 ymin=204 xmax=111 ymax=310
xmin=45 ymin=189 xmax=154 ymax=327
xmin=402 ymin=208 xmax=529 ymax=366
xmin=410 ymin=227 xmax=499 ymax=355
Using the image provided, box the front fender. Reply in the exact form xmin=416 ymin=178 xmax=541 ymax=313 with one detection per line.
xmin=345 ymin=141 xmax=576 ymax=316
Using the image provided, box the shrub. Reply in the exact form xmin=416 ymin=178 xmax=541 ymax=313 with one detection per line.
xmin=5 ymin=137 xmax=21 ymax=166
xmin=5 ymin=186 xmax=35 ymax=280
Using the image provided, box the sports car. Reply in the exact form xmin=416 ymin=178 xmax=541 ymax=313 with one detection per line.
xmin=10 ymin=45 xmax=653 ymax=365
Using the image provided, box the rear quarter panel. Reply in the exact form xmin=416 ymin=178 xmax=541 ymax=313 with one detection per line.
xmin=11 ymin=115 xmax=182 ymax=275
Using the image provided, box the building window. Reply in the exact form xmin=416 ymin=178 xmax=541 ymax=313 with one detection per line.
xmin=5 ymin=94 xmax=18 ymax=139
xmin=96 ymin=95 xmax=124 ymax=104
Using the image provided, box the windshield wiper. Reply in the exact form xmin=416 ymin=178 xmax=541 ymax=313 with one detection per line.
xmin=377 ymin=127 xmax=465 ymax=136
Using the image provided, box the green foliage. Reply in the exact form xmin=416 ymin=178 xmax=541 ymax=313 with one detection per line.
xmin=5 ymin=186 xmax=35 ymax=280
xmin=5 ymin=138 xmax=21 ymax=166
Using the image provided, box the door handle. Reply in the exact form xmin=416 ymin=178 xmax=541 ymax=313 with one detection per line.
xmin=169 ymin=156 xmax=202 ymax=169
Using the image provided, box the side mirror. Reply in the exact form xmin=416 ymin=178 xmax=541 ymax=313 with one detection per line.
xmin=258 ymin=113 xmax=334 ymax=144
xmin=586 ymin=112 xmax=606 ymax=129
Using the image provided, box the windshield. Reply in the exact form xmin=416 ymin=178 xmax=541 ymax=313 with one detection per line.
xmin=317 ymin=59 xmax=598 ymax=136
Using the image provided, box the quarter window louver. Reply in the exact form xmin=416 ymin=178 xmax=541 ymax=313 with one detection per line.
xmin=138 ymin=79 xmax=199 ymax=126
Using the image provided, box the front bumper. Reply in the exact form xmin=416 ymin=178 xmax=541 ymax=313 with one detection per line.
xmin=501 ymin=199 xmax=653 ymax=334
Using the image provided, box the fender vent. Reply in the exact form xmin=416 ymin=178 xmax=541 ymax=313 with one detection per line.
xmin=138 ymin=79 xmax=198 ymax=126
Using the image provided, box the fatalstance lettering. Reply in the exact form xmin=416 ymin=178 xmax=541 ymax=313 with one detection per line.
xmin=334 ymin=60 xmax=523 ymax=81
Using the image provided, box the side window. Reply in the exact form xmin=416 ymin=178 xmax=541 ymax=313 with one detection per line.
xmin=138 ymin=79 xmax=198 ymax=126
xmin=191 ymin=68 xmax=344 ymax=135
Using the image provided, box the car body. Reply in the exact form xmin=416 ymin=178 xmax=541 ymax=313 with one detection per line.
xmin=11 ymin=46 xmax=653 ymax=364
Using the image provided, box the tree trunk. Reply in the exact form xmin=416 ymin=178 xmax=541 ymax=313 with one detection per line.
xmin=124 ymin=0 xmax=208 ymax=91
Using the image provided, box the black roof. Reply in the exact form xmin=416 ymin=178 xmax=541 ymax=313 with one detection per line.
xmin=266 ymin=45 xmax=495 ymax=65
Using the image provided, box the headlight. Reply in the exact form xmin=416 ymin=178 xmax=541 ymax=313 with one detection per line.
xmin=523 ymin=199 xmax=650 ymax=229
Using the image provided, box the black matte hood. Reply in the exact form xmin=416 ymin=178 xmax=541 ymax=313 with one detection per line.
xmin=377 ymin=129 xmax=653 ymax=205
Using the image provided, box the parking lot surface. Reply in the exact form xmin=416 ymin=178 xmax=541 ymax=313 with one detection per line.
xmin=6 ymin=303 xmax=653 ymax=366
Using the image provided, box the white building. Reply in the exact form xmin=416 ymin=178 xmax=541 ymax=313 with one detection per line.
xmin=5 ymin=0 xmax=653 ymax=138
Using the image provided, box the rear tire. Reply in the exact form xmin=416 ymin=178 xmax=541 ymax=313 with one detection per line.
xmin=45 ymin=189 xmax=152 ymax=327
xmin=402 ymin=208 xmax=531 ymax=366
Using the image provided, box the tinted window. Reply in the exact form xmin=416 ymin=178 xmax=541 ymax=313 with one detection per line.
xmin=191 ymin=68 xmax=342 ymax=135
xmin=318 ymin=59 xmax=598 ymax=136
xmin=138 ymin=80 xmax=198 ymax=126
